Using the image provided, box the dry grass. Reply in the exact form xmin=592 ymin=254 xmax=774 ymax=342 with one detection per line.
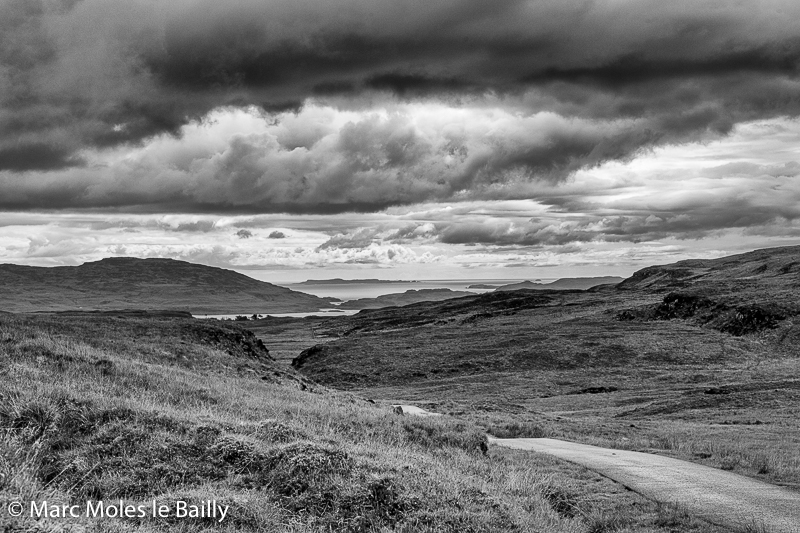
xmin=288 ymin=285 xmax=800 ymax=491
xmin=0 ymin=313 xmax=725 ymax=532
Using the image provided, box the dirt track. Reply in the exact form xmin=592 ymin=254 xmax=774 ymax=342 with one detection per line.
xmin=491 ymin=437 xmax=800 ymax=532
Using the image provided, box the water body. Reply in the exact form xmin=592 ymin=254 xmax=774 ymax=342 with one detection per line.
xmin=278 ymin=279 xmax=555 ymax=301
xmin=198 ymin=309 xmax=360 ymax=320
xmin=198 ymin=278 xmax=557 ymax=319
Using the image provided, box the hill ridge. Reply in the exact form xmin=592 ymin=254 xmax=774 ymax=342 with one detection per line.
xmin=618 ymin=245 xmax=800 ymax=294
xmin=0 ymin=257 xmax=334 ymax=314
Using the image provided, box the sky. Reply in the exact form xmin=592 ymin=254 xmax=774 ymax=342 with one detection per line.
xmin=2 ymin=0 xmax=800 ymax=281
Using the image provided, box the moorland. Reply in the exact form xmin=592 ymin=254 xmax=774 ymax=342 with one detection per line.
xmin=3 ymin=245 xmax=799 ymax=532
xmin=0 ymin=312 xmax=728 ymax=532
xmin=290 ymin=246 xmax=800 ymax=490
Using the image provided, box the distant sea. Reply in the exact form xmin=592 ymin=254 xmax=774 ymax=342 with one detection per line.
xmin=279 ymin=279 xmax=555 ymax=301
xmin=200 ymin=278 xmax=555 ymax=320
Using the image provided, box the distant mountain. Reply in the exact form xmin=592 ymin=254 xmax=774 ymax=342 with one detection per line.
xmin=336 ymin=288 xmax=476 ymax=310
xmin=0 ymin=258 xmax=336 ymax=313
xmin=295 ymin=278 xmax=418 ymax=285
xmin=467 ymin=284 xmax=500 ymax=289
xmin=494 ymin=276 xmax=625 ymax=291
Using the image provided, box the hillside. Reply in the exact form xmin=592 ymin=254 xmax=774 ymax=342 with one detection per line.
xmin=0 ymin=312 xmax=707 ymax=533
xmin=618 ymin=245 xmax=800 ymax=297
xmin=0 ymin=258 xmax=335 ymax=314
xmin=291 ymin=288 xmax=700 ymax=387
xmin=293 ymin=246 xmax=800 ymax=386
xmin=288 ymin=246 xmax=800 ymax=488
xmin=336 ymin=288 xmax=476 ymax=310
xmin=613 ymin=246 xmax=800 ymax=334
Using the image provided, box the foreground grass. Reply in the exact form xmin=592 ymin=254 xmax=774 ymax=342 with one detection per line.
xmin=0 ymin=313 xmax=728 ymax=533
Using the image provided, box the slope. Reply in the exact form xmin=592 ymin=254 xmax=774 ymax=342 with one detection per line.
xmin=289 ymin=245 xmax=800 ymax=489
xmin=0 ymin=257 xmax=335 ymax=313
xmin=0 ymin=312 xmax=716 ymax=533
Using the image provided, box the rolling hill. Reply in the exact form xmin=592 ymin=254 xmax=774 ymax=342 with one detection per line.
xmin=617 ymin=245 xmax=800 ymax=297
xmin=286 ymin=246 xmax=800 ymax=491
xmin=0 ymin=257 xmax=336 ymax=314
xmin=292 ymin=246 xmax=800 ymax=389
xmin=336 ymin=288 xmax=476 ymax=310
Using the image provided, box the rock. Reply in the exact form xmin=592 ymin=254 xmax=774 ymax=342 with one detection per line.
xmin=715 ymin=304 xmax=786 ymax=336
xmin=93 ymin=359 xmax=114 ymax=375
xmin=652 ymin=293 xmax=716 ymax=320
xmin=571 ymin=386 xmax=618 ymax=395
xmin=479 ymin=441 xmax=489 ymax=455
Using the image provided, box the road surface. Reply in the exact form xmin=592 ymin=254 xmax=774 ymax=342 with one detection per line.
xmin=491 ymin=437 xmax=800 ymax=533
xmin=392 ymin=404 xmax=442 ymax=417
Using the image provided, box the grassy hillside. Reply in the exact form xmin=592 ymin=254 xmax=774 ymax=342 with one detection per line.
xmin=1 ymin=313 xmax=727 ymax=532
xmin=289 ymin=246 xmax=800 ymax=488
xmin=0 ymin=258 xmax=334 ymax=314
xmin=617 ymin=245 xmax=800 ymax=296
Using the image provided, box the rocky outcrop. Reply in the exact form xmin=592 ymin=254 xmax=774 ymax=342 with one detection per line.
xmin=616 ymin=292 xmax=789 ymax=336
xmin=181 ymin=322 xmax=273 ymax=361
xmin=292 ymin=344 xmax=326 ymax=369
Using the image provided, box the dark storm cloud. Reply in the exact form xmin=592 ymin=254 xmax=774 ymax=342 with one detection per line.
xmin=0 ymin=143 xmax=85 ymax=171
xmin=0 ymin=109 xmax=665 ymax=213
xmin=365 ymin=73 xmax=477 ymax=97
xmin=3 ymin=0 xmax=800 ymax=212
xmin=521 ymin=45 xmax=800 ymax=88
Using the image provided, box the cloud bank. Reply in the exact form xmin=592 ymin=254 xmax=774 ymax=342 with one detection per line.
xmin=0 ymin=104 xmax=664 ymax=212
xmin=3 ymin=0 xmax=800 ymax=276
xmin=2 ymin=0 xmax=800 ymax=216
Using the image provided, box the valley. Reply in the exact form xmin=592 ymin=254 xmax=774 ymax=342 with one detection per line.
xmin=283 ymin=246 xmax=800 ymax=490
xmin=3 ymin=245 xmax=800 ymax=532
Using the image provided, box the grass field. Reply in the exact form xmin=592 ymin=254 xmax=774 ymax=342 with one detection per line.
xmin=0 ymin=312 xmax=736 ymax=532
xmin=5 ymin=247 xmax=799 ymax=531
xmin=288 ymin=274 xmax=800 ymax=492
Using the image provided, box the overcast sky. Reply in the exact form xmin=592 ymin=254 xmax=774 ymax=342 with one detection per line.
xmin=2 ymin=0 xmax=800 ymax=280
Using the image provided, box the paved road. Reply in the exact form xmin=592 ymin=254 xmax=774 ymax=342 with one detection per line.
xmin=491 ymin=437 xmax=800 ymax=533
xmin=392 ymin=404 xmax=442 ymax=417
